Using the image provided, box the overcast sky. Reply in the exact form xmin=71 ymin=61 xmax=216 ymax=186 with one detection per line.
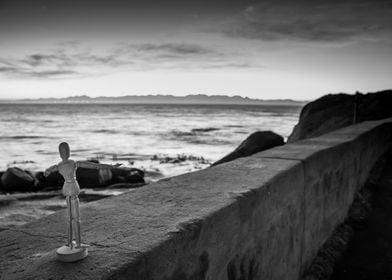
xmin=0 ymin=0 xmax=391 ymax=100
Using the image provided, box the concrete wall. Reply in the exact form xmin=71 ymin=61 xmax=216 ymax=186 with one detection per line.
xmin=1 ymin=118 xmax=391 ymax=280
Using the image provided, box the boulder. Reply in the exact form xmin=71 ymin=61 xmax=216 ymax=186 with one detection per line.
xmin=112 ymin=167 xmax=145 ymax=184
xmin=211 ymin=131 xmax=284 ymax=167
xmin=1 ymin=167 xmax=35 ymax=192
xmin=32 ymin=166 xmax=145 ymax=189
xmin=76 ymin=168 xmax=112 ymax=188
xmin=32 ymin=171 xmax=60 ymax=191
xmin=112 ymin=175 xmax=127 ymax=184
xmin=125 ymin=172 xmax=145 ymax=184
xmin=288 ymin=90 xmax=392 ymax=142
xmin=35 ymin=171 xmax=46 ymax=183
xmin=43 ymin=171 xmax=64 ymax=188
xmin=112 ymin=167 xmax=144 ymax=177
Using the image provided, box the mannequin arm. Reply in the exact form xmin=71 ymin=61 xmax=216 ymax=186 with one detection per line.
xmin=44 ymin=165 xmax=58 ymax=176
xmin=76 ymin=161 xmax=113 ymax=170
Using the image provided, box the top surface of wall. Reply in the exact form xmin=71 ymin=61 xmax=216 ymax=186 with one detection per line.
xmin=1 ymin=118 xmax=392 ymax=280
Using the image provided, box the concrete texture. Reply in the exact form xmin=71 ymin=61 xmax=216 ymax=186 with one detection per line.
xmin=1 ymin=118 xmax=391 ymax=280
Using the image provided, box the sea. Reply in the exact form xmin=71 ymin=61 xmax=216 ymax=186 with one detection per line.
xmin=0 ymin=103 xmax=302 ymax=178
xmin=0 ymin=103 xmax=303 ymax=227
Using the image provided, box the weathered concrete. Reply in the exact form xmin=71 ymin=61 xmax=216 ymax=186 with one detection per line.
xmin=1 ymin=118 xmax=392 ymax=280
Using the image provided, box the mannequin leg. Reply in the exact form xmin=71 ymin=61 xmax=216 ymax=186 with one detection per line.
xmin=70 ymin=195 xmax=82 ymax=247
xmin=66 ymin=196 xmax=73 ymax=247
xmin=57 ymin=194 xmax=88 ymax=262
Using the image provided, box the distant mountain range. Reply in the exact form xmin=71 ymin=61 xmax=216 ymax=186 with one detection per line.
xmin=0 ymin=94 xmax=306 ymax=105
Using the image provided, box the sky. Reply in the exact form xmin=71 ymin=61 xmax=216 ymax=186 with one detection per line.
xmin=0 ymin=0 xmax=391 ymax=100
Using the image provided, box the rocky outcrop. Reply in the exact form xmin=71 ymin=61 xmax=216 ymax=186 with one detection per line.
xmin=1 ymin=167 xmax=35 ymax=192
xmin=288 ymin=90 xmax=392 ymax=142
xmin=0 ymin=166 xmax=146 ymax=193
xmin=76 ymin=168 xmax=113 ymax=188
xmin=111 ymin=167 xmax=145 ymax=184
xmin=40 ymin=171 xmax=64 ymax=188
xmin=211 ymin=131 xmax=284 ymax=166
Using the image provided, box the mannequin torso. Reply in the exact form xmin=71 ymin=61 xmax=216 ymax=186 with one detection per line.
xmin=57 ymin=160 xmax=80 ymax=196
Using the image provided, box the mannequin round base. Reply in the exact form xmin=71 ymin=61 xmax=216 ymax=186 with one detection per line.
xmin=56 ymin=245 xmax=88 ymax=262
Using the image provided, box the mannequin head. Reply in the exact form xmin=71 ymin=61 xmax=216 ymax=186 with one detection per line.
xmin=59 ymin=142 xmax=70 ymax=160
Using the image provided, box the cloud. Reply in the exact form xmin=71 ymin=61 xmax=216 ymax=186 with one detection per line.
xmin=114 ymin=42 xmax=229 ymax=69
xmin=0 ymin=52 xmax=81 ymax=78
xmin=222 ymin=0 xmax=392 ymax=43
xmin=29 ymin=70 xmax=78 ymax=78
xmin=134 ymin=43 xmax=212 ymax=55
xmin=0 ymin=67 xmax=18 ymax=73
xmin=0 ymin=63 xmax=79 ymax=78
xmin=0 ymin=41 xmax=259 ymax=79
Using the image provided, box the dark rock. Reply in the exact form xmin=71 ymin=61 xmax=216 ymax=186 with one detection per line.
xmin=24 ymin=170 xmax=35 ymax=178
xmin=111 ymin=167 xmax=145 ymax=184
xmin=211 ymin=131 xmax=284 ymax=166
xmin=36 ymin=166 xmax=145 ymax=189
xmin=288 ymin=90 xmax=392 ymax=142
xmin=45 ymin=171 xmax=64 ymax=187
xmin=76 ymin=168 xmax=112 ymax=188
xmin=112 ymin=175 xmax=127 ymax=183
xmin=125 ymin=172 xmax=145 ymax=184
xmin=112 ymin=167 xmax=145 ymax=178
xmin=30 ymin=182 xmax=45 ymax=192
xmin=1 ymin=167 xmax=35 ymax=192
xmin=35 ymin=171 xmax=46 ymax=183
xmin=32 ymin=171 xmax=49 ymax=191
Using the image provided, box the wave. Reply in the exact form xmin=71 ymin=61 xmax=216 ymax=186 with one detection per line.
xmin=191 ymin=127 xmax=220 ymax=133
xmin=171 ymin=131 xmax=194 ymax=137
xmin=172 ymin=127 xmax=220 ymax=137
xmin=185 ymin=138 xmax=232 ymax=145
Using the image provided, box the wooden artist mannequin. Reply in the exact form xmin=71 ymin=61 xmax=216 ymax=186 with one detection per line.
xmin=45 ymin=142 xmax=113 ymax=262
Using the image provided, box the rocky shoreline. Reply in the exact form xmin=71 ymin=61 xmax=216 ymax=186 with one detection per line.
xmin=0 ymin=163 xmax=145 ymax=194
xmin=0 ymin=153 xmax=212 ymax=194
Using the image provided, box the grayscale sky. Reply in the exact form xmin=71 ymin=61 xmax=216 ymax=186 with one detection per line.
xmin=0 ymin=0 xmax=391 ymax=100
